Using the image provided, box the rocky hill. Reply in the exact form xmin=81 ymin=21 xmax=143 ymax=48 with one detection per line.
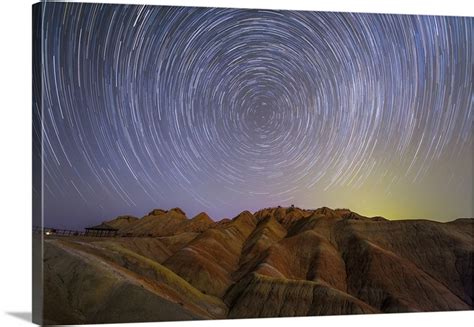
xmin=42 ymin=206 xmax=473 ymax=324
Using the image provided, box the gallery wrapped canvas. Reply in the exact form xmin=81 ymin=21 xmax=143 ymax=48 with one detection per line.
xmin=32 ymin=1 xmax=473 ymax=325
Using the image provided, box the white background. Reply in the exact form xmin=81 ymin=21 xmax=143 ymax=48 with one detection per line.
xmin=0 ymin=0 xmax=472 ymax=326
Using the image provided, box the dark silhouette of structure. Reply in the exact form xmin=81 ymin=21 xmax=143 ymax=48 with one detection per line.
xmin=84 ymin=223 xmax=118 ymax=237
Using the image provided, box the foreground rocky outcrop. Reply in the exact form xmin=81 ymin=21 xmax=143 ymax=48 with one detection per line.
xmin=43 ymin=206 xmax=473 ymax=324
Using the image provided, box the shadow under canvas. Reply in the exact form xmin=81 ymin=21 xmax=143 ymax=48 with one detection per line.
xmin=6 ymin=311 xmax=32 ymax=323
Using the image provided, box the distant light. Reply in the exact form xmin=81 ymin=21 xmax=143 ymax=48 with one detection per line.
xmin=45 ymin=231 xmax=51 ymax=235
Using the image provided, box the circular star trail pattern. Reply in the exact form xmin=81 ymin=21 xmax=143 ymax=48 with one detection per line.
xmin=39 ymin=3 xmax=473 ymax=227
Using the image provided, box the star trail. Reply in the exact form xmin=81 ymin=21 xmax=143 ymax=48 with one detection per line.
xmin=35 ymin=3 xmax=473 ymax=229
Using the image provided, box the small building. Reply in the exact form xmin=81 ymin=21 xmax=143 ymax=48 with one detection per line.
xmin=85 ymin=223 xmax=118 ymax=237
xmin=43 ymin=227 xmax=57 ymax=236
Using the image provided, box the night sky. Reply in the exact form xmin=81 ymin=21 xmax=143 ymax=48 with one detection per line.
xmin=36 ymin=3 xmax=473 ymax=229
